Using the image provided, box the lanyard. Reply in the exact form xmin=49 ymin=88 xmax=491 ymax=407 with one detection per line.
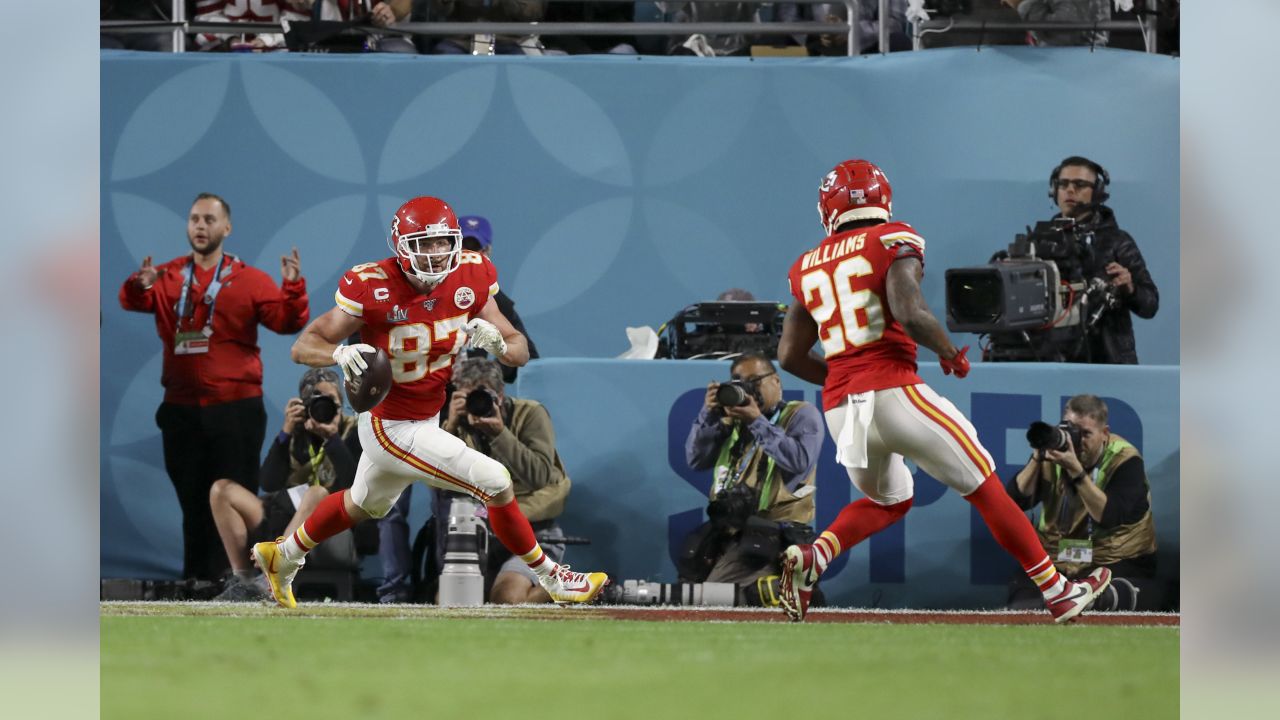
xmin=725 ymin=405 xmax=784 ymax=487
xmin=1057 ymin=466 xmax=1098 ymax=536
xmin=175 ymin=256 xmax=228 ymax=333
xmin=306 ymin=441 xmax=327 ymax=486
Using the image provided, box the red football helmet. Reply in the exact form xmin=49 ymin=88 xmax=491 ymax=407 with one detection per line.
xmin=387 ymin=196 xmax=463 ymax=284
xmin=817 ymin=159 xmax=892 ymax=234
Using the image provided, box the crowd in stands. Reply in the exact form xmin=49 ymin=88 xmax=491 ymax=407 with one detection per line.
xmin=101 ymin=0 xmax=1179 ymax=55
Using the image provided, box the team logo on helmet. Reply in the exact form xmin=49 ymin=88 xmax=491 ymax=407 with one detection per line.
xmin=820 ymin=171 xmax=838 ymax=192
xmin=454 ymin=287 xmax=475 ymax=309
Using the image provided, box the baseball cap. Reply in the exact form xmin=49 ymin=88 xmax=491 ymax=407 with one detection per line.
xmin=459 ymin=215 xmax=492 ymax=250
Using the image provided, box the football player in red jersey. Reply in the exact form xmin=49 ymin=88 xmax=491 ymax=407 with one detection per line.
xmin=775 ymin=160 xmax=1111 ymax=623
xmin=251 ymin=196 xmax=608 ymax=607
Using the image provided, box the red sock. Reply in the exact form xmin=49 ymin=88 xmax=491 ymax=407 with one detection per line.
xmin=964 ymin=475 xmax=1064 ymax=595
xmin=825 ymin=497 xmax=913 ymax=554
xmin=487 ymin=497 xmax=538 ymax=557
xmin=281 ymin=489 xmax=353 ymax=561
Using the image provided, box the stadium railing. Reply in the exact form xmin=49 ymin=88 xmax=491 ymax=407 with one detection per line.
xmin=102 ymin=0 xmax=874 ymax=56
xmin=102 ymin=1 xmax=1161 ymax=56
xmin=912 ymin=17 xmax=1159 ymax=53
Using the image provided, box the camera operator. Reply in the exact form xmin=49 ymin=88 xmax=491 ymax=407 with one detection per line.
xmin=683 ymin=354 xmax=823 ymax=593
xmin=1044 ymin=156 xmax=1159 ymax=363
xmin=438 ymin=358 xmax=572 ymax=604
xmin=210 ymin=368 xmax=361 ymax=601
xmin=1005 ymin=394 xmax=1159 ymax=610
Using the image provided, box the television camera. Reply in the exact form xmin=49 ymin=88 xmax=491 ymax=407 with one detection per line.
xmin=944 ymin=218 xmax=1119 ymax=362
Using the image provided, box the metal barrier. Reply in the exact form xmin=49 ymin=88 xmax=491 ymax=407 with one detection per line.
xmin=912 ymin=17 xmax=1159 ymax=53
xmin=103 ymin=0 xmax=880 ymax=57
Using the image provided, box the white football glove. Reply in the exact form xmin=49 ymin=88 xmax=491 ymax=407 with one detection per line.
xmin=463 ymin=318 xmax=508 ymax=358
xmin=332 ymin=343 xmax=376 ymax=381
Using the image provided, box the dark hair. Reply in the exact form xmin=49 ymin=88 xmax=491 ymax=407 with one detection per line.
xmin=1065 ymin=394 xmax=1108 ymax=426
xmin=299 ymin=367 xmax=341 ymax=398
xmin=453 ymin=357 xmax=504 ymax=393
xmin=1049 ymin=156 xmax=1110 ymax=203
xmin=730 ymin=353 xmax=777 ymax=376
xmin=193 ymin=192 xmax=231 ymax=219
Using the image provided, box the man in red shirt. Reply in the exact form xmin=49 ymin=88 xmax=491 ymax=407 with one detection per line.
xmin=251 ymin=196 xmax=608 ymax=608
xmin=775 ymin=160 xmax=1112 ymax=623
xmin=119 ymin=192 xmax=310 ymax=580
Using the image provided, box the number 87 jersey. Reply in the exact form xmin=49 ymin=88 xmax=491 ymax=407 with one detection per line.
xmin=787 ymin=221 xmax=927 ymax=410
xmin=334 ymin=252 xmax=498 ymax=421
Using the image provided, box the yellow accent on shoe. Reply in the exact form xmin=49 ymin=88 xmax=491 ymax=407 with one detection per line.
xmin=251 ymin=540 xmax=299 ymax=609
xmin=540 ymin=566 xmax=609 ymax=604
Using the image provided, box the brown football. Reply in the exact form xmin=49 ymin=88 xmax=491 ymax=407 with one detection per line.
xmin=344 ymin=348 xmax=392 ymax=413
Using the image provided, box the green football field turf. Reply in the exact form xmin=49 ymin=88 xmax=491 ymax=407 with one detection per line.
xmin=101 ymin=604 xmax=1178 ymax=720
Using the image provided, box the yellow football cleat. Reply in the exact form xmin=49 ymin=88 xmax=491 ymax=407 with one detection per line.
xmin=539 ymin=565 xmax=609 ymax=604
xmin=251 ymin=539 xmax=305 ymax=609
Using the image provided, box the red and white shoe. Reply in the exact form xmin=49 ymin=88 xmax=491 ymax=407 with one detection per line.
xmin=1047 ymin=567 xmax=1112 ymax=624
xmin=539 ymin=564 xmax=608 ymax=604
xmin=779 ymin=544 xmax=821 ymax=622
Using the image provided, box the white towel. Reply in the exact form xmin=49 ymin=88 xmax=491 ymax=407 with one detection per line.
xmin=834 ymin=392 xmax=875 ymax=469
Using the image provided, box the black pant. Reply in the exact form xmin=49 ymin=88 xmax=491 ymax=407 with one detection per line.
xmin=156 ymin=397 xmax=266 ymax=580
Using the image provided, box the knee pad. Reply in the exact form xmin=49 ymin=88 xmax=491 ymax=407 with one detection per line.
xmin=468 ymin=459 xmax=512 ymax=501
xmin=350 ymin=485 xmax=398 ymax=519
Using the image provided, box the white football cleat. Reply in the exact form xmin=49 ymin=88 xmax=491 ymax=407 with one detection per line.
xmin=539 ymin=564 xmax=608 ymax=604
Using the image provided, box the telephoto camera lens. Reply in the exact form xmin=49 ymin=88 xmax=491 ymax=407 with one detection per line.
xmin=464 ymin=389 xmax=496 ymax=417
xmin=1026 ymin=421 xmax=1082 ymax=453
xmin=438 ymin=495 xmax=486 ymax=607
xmin=305 ymin=394 xmax=339 ymax=424
xmin=715 ymin=381 xmax=750 ymax=407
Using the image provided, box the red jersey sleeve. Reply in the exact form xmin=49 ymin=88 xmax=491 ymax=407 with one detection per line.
xmin=876 ymin=222 xmax=926 ymax=266
xmin=251 ymin=267 xmax=310 ymax=334
xmin=334 ymin=263 xmax=379 ymax=318
xmin=478 ymin=253 xmax=500 ymax=304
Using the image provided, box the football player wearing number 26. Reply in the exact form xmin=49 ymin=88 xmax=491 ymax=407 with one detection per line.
xmin=251 ymin=196 xmax=608 ymax=608
xmin=775 ymin=160 xmax=1111 ymax=624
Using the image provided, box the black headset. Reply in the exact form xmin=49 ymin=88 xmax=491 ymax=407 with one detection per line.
xmin=1049 ymin=156 xmax=1110 ymax=204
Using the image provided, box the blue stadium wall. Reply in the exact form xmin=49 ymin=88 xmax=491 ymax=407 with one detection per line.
xmin=101 ymin=49 xmax=1179 ymax=607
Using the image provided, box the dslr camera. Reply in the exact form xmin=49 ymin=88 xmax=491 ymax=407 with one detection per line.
xmin=716 ymin=379 xmax=765 ymax=409
xmin=944 ymin=219 xmax=1117 ymax=362
xmin=1026 ymin=420 xmax=1083 ymax=454
xmin=464 ymin=387 xmax=500 ymax=418
xmin=304 ymin=393 xmax=339 ymax=424
xmin=707 ymin=482 xmax=756 ymax=531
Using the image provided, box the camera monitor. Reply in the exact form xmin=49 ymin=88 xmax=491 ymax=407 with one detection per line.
xmin=945 ymin=260 xmax=1058 ymax=333
xmin=657 ymin=301 xmax=785 ymax=360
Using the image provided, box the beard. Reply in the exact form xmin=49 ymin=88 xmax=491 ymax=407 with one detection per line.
xmin=189 ymin=233 xmax=225 ymax=257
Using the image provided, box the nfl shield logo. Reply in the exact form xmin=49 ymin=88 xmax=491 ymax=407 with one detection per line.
xmin=423 ymin=299 xmax=437 ymax=311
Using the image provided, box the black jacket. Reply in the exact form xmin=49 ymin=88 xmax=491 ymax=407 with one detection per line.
xmin=1057 ymin=205 xmax=1160 ymax=364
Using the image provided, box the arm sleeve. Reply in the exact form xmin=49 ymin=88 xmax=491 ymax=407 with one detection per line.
xmin=685 ymin=406 xmax=730 ymax=471
xmin=488 ymin=404 xmax=563 ymax=491
xmin=118 ymin=274 xmax=157 ymax=313
xmin=259 ymin=436 xmax=293 ymax=493
xmin=1117 ymin=233 xmax=1159 ymax=319
xmin=323 ymin=433 xmax=359 ymax=492
xmin=1098 ymin=457 xmax=1151 ymax=529
xmin=254 ymin=271 xmax=311 ymax=334
xmin=1004 ymin=469 xmax=1040 ymax=511
xmin=747 ymin=404 xmax=824 ymax=486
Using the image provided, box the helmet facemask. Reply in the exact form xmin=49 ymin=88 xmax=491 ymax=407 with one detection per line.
xmin=390 ymin=222 xmax=462 ymax=286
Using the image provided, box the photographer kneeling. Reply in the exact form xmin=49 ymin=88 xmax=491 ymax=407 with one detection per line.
xmin=439 ymin=358 xmax=572 ymax=604
xmin=683 ymin=354 xmax=823 ymax=603
xmin=1006 ymin=394 xmax=1159 ymax=611
xmin=210 ymin=368 xmax=362 ymax=601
